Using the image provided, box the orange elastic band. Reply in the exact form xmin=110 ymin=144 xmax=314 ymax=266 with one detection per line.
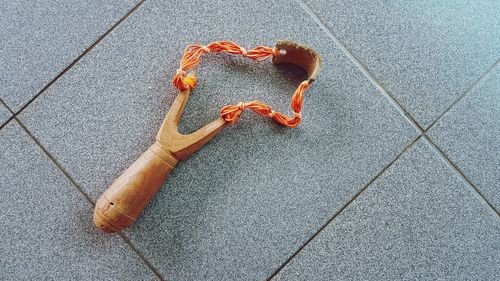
xmin=172 ymin=41 xmax=312 ymax=128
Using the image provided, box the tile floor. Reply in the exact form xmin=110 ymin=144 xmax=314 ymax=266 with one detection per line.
xmin=1 ymin=0 xmax=499 ymax=280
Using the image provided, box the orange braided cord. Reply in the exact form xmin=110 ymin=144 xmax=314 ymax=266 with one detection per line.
xmin=172 ymin=41 xmax=312 ymax=128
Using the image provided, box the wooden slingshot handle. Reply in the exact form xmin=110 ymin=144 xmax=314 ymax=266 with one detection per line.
xmin=93 ymin=40 xmax=322 ymax=233
xmin=93 ymin=142 xmax=177 ymax=232
xmin=94 ymin=89 xmax=227 ymax=233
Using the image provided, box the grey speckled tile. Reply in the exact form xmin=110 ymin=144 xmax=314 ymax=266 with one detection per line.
xmin=0 ymin=121 xmax=156 ymax=280
xmin=304 ymin=0 xmax=500 ymax=128
xmin=428 ymin=64 xmax=500 ymax=210
xmin=274 ymin=138 xmax=500 ymax=281
xmin=0 ymin=102 xmax=12 ymax=127
xmin=0 ymin=0 xmax=139 ymax=112
xmin=20 ymin=0 xmax=418 ymax=279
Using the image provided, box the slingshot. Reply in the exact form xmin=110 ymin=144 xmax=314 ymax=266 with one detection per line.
xmin=93 ymin=40 xmax=322 ymax=233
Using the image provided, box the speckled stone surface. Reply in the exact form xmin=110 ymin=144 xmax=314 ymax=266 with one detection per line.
xmin=0 ymin=0 xmax=139 ymax=112
xmin=427 ymin=64 xmax=500 ymax=211
xmin=0 ymin=121 xmax=156 ymax=280
xmin=19 ymin=0 xmax=418 ymax=279
xmin=273 ymin=138 xmax=500 ymax=280
xmin=304 ymin=0 xmax=500 ymax=128
xmin=0 ymin=103 xmax=11 ymax=127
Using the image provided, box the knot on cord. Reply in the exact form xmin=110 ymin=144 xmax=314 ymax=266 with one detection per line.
xmin=237 ymin=102 xmax=246 ymax=111
xmin=202 ymin=46 xmax=210 ymax=53
xmin=172 ymin=41 xmax=313 ymax=128
xmin=220 ymin=102 xmax=247 ymax=124
xmin=293 ymin=111 xmax=302 ymax=118
xmin=173 ymin=69 xmax=196 ymax=90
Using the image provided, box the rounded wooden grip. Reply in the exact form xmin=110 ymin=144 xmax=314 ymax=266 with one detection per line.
xmin=93 ymin=142 xmax=178 ymax=233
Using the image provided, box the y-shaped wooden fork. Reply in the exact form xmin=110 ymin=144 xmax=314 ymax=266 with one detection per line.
xmin=93 ymin=40 xmax=321 ymax=233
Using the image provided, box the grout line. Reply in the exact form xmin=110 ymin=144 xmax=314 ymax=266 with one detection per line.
xmin=268 ymin=135 xmax=422 ymax=279
xmin=0 ymin=98 xmax=16 ymax=130
xmin=297 ymin=0 xmax=499 ymax=219
xmin=0 ymin=98 xmax=14 ymax=113
xmin=15 ymin=118 xmax=95 ymax=205
xmin=295 ymin=0 xmax=423 ymax=133
xmin=291 ymin=0 xmax=499 ymax=276
xmin=425 ymin=59 xmax=500 ymax=132
xmin=118 ymin=232 xmax=166 ymax=280
xmin=422 ymin=134 xmax=499 ymax=216
xmin=2 ymin=1 xmax=494 ymax=279
xmin=11 ymin=0 xmax=146 ymax=118
xmin=4 ymin=1 xmax=164 ymax=277
xmin=14 ymin=117 xmax=167 ymax=280
xmin=0 ymin=115 xmax=15 ymax=130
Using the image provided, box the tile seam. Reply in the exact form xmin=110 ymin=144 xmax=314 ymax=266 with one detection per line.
xmin=11 ymin=0 xmax=147 ymax=117
xmin=422 ymin=134 xmax=499 ymax=216
xmin=285 ymin=0 xmax=500 ymax=278
xmin=295 ymin=0 xmax=423 ymax=133
xmin=296 ymin=0 xmax=499 ymax=222
xmin=425 ymin=59 xmax=500 ymax=132
xmin=0 ymin=98 xmax=15 ymax=130
xmin=14 ymin=117 xmax=166 ymax=280
xmin=267 ymin=135 xmax=422 ymax=279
